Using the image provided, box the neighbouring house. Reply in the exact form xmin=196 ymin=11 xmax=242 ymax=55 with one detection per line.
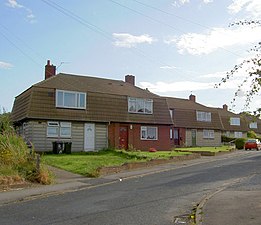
xmin=11 ymin=60 xmax=173 ymax=152
xmin=166 ymin=95 xmax=223 ymax=147
xmin=217 ymin=105 xmax=261 ymax=138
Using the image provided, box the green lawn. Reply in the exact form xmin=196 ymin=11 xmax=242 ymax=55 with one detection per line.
xmin=42 ymin=149 xmax=191 ymax=177
xmin=175 ymin=145 xmax=234 ymax=152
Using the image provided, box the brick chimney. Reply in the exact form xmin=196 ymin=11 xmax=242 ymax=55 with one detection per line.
xmin=125 ymin=75 xmax=135 ymax=86
xmin=189 ymin=94 xmax=196 ymax=102
xmin=45 ymin=60 xmax=56 ymax=80
xmin=223 ymin=104 xmax=228 ymax=111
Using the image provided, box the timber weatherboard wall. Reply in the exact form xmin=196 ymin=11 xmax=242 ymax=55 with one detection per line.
xmin=21 ymin=121 xmax=108 ymax=152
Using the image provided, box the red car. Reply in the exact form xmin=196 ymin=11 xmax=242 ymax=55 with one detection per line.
xmin=245 ymin=139 xmax=261 ymax=151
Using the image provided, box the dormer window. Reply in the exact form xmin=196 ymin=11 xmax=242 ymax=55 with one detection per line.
xmin=230 ymin=117 xmax=240 ymax=126
xmin=56 ymin=90 xmax=86 ymax=109
xmin=196 ymin=111 xmax=211 ymax=122
xmin=128 ymin=97 xmax=153 ymax=114
xmin=249 ymin=122 xmax=257 ymax=129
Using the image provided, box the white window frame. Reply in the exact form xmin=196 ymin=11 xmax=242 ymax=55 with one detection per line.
xmin=170 ymin=128 xmax=173 ymax=139
xmin=230 ymin=117 xmax=240 ymax=126
xmin=47 ymin=121 xmax=72 ymax=138
xmin=60 ymin=122 xmax=72 ymax=138
xmin=141 ymin=126 xmax=158 ymax=140
xmin=56 ymin=90 xmax=86 ymax=109
xmin=249 ymin=122 xmax=257 ymax=129
xmin=47 ymin=121 xmax=59 ymax=137
xmin=234 ymin=131 xmax=242 ymax=138
xmin=196 ymin=111 xmax=211 ymax=122
xmin=128 ymin=97 xmax=153 ymax=114
xmin=203 ymin=130 xmax=214 ymax=139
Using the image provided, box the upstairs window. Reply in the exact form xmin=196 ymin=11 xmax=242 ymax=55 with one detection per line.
xmin=196 ymin=111 xmax=211 ymax=122
xmin=56 ymin=90 xmax=86 ymax=109
xmin=249 ymin=122 xmax=257 ymax=129
xmin=230 ymin=117 xmax=240 ymax=126
xmin=128 ymin=97 xmax=153 ymax=114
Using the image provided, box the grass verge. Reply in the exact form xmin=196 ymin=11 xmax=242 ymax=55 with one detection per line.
xmin=42 ymin=149 xmax=191 ymax=177
xmin=175 ymin=145 xmax=234 ymax=152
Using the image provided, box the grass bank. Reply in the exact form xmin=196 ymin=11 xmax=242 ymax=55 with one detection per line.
xmin=176 ymin=145 xmax=234 ymax=152
xmin=0 ymin=133 xmax=52 ymax=186
xmin=42 ymin=149 xmax=191 ymax=177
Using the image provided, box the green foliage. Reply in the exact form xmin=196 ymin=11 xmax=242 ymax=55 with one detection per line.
xmin=235 ymin=138 xmax=246 ymax=150
xmin=216 ymin=20 xmax=261 ymax=110
xmin=247 ymin=130 xmax=257 ymax=138
xmin=0 ymin=133 xmax=52 ymax=184
xmin=221 ymin=135 xmax=236 ymax=143
xmin=0 ymin=111 xmax=13 ymax=134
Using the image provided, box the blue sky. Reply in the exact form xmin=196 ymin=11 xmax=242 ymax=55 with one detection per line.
xmin=1 ymin=0 xmax=261 ymax=112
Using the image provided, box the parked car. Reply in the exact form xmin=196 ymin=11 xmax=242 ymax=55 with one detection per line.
xmin=244 ymin=139 xmax=261 ymax=151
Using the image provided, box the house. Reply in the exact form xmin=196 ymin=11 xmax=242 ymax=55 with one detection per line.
xmin=166 ymin=95 xmax=223 ymax=147
xmin=11 ymin=60 xmax=173 ymax=152
xmin=217 ymin=105 xmax=261 ymax=138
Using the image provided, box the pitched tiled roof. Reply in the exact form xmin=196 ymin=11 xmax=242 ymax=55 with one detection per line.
xmin=12 ymin=74 xmax=172 ymax=125
xmin=35 ymin=73 xmax=159 ymax=98
xmin=166 ymin=97 xmax=223 ymax=129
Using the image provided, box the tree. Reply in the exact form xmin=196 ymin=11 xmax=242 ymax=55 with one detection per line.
xmin=0 ymin=109 xmax=13 ymax=134
xmin=216 ymin=20 xmax=261 ymax=117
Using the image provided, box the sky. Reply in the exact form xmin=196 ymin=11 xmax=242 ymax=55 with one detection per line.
xmin=1 ymin=0 xmax=261 ymax=113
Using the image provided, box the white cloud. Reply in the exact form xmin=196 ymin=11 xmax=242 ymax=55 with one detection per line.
xmin=113 ymin=33 xmax=155 ymax=48
xmin=167 ymin=25 xmax=261 ymax=55
xmin=139 ymin=81 xmax=215 ymax=93
xmin=172 ymin=0 xmax=213 ymax=7
xmin=203 ymin=0 xmax=213 ymax=3
xmin=228 ymin=0 xmax=261 ymax=18
xmin=0 ymin=61 xmax=13 ymax=69
xmin=6 ymin=0 xmax=23 ymax=8
xmin=6 ymin=0 xmax=36 ymax=23
xmin=160 ymin=65 xmax=177 ymax=70
xmin=200 ymin=71 xmax=227 ymax=79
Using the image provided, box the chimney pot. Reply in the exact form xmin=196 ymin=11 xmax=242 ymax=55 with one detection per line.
xmin=125 ymin=75 xmax=135 ymax=86
xmin=45 ymin=60 xmax=56 ymax=80
xmin=223 ymin=104 xmax=228 ymax=111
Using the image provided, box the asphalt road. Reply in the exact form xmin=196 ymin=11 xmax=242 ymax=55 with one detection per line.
xmin=1 ymin=151 xmax=261 ymax=225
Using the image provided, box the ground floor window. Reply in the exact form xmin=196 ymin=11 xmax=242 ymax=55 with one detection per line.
xmin=234 ymin=132 xmax=242 ymax=138
xmin=203 ymin=129 xmax=214 ymax=139
xmin=47 ymin=121 xmax=71 ymax=138
xmin=141 ymin=126 xmax=158 ymax=140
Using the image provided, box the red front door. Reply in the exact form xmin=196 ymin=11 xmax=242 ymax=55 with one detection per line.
xmin=119 ymin=126 xmax=128 ymax=149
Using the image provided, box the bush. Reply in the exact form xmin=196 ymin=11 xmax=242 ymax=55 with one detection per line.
xmin=247 ymin=130 xmax=257 ymax=139
xmin=235 ymin=138 xmax=246 ymax=149
xmin=0 ymin=133 xmax=52 ymax=184
xmin=221 ymin=135 xmax=235 ymax=143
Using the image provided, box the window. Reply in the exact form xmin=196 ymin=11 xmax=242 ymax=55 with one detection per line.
xmin=234 ymin=132 xmax=242 ymax=138
xmin=230 ymin=117 xmax=240 ymax=126
xmin=56 ymin=90 xmax=86 ymax=109
xmin=60 ymin=122 xmax=71 ymax=138
xmin=249 ymin=122 xmax=257 ymax=129
xmin=47 ymin=121 xmax=71 ymax=138
xmin=196 ymin=111 xmax=211 ymax=122
xmin=128 ymin=97 xmax=153 ymax=114
xmin=203 ymin=130 xmax=214 ymax=139
xmin=141 ymin=126 xmax=158 ymax=140
xmin=47 ymin=121 xmax=59 ymax=137
xmin=170 ymin=128 xmax=173 ymax=139
xmin=169 ymin=109 xmax=173 ymax=119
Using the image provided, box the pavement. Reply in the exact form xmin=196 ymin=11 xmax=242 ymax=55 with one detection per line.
xmin=0 ymin=151 xmax=261 ymax=225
